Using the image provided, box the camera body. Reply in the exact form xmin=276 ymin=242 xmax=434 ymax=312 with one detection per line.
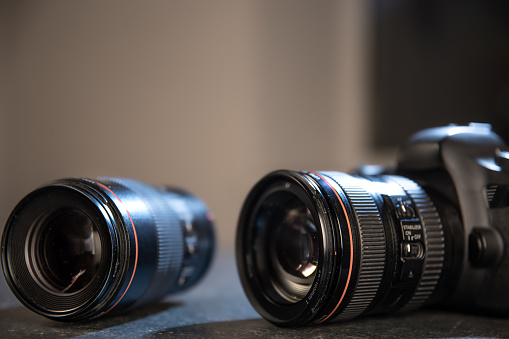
xmin=236 ymin=123 xmax=509 ymax=327
xmin=393 ymin=123 xmax=509 ymax=313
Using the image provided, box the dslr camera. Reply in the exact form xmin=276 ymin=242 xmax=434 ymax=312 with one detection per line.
xmin=236 ymin=123 xmax=509 ymax=327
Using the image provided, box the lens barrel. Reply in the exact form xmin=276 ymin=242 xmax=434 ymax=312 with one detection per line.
xmin=1 ymin=178 xmax=214 ymax=321
xmin=236 ymin=170 xmax=452 ymax=326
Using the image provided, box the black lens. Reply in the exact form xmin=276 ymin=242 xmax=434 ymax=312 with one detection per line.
xmin=2 ymin=178 xmax=215 ymax=321
xmin=237 ymin=170 xmax=455 ymax=327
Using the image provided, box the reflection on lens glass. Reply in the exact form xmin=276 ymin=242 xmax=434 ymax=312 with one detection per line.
xmin=39 ymin=208 xmax=102 ymax=293
xmin=255 ymin=190 xmax=319 ymax=304
xmin=275 ymin=206 xmax=317 ymax=279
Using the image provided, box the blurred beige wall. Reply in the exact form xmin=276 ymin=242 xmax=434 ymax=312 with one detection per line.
xmin=1 ymin=0 xmax=389 ymax=249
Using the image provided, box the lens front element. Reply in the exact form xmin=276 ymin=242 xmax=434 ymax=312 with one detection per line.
xmin=36 ymin=208 xmax=102 ymax=293
xmin=275 ymin=205 xmax=317 ymax=279
xmin=256 ymin=190 xmax=319 ymax=303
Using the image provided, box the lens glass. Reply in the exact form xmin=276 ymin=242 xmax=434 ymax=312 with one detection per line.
xmin=37 ymin=208 xmax=102 ymax=293
xmin=274 ymin=205 xmax=317 ymax=279
xmin=254 ymin=189 xmax=319 ymax=304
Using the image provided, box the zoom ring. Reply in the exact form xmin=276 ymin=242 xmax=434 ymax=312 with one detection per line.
xmin=323 ymin=173 xmax=386 ymax=321
xmin=104 ymin=178 xmax=184 ymax=307
xmin=389 ymin=176 xmax=445 ymax=311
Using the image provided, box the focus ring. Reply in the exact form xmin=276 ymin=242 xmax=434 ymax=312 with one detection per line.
xmin=388 ymin=176 xmax=445 ymax=311
xmin=322 ymin=173 xmax=386 ymax=321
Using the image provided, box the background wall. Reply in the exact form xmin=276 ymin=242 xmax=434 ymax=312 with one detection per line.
xmin=372 ymin=0 xmax=509 ymax=147
xmin=0 ymin=0 xmax=385 ymax=250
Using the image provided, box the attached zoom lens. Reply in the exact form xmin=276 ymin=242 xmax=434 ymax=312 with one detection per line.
xmin=2 ymin=178 xmax=215 ymax=321
xmin=237 ymin=170 xmax=459 ymax=326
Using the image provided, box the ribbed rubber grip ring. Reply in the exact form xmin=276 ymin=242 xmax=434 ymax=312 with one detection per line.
xmin=321 ymin=173 xmax=386 ymax=321
xmin=103 ymin=178 xmax=184 ymax=307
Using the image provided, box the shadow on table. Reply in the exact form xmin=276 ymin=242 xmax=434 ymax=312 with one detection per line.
xmin=144 ymin=309 xmax=509 ymax=339
xmin=2 ymin=304 xmax=509 ymax=338
xmin=0 ymin=301 xmax=180 ymax=338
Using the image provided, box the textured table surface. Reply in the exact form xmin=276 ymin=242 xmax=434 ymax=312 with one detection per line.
xmin=1 ymin=250 xmax=509 ymax=338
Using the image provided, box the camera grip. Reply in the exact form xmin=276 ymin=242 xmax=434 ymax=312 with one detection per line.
xmin=474 ymin=206 xmax=509 ymax=314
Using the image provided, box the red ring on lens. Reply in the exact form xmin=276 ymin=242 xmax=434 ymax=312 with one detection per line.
xmin=311 ymin=172 xmax=354 ymax=323
xmin=92 ymin=181 xmax=139 ymax=317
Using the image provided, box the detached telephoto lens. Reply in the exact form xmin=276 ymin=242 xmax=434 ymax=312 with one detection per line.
xmin=1 ymin=178 xmax=215 ymax=321
xmin=237 ymin=170 xmax=458 ymax=327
